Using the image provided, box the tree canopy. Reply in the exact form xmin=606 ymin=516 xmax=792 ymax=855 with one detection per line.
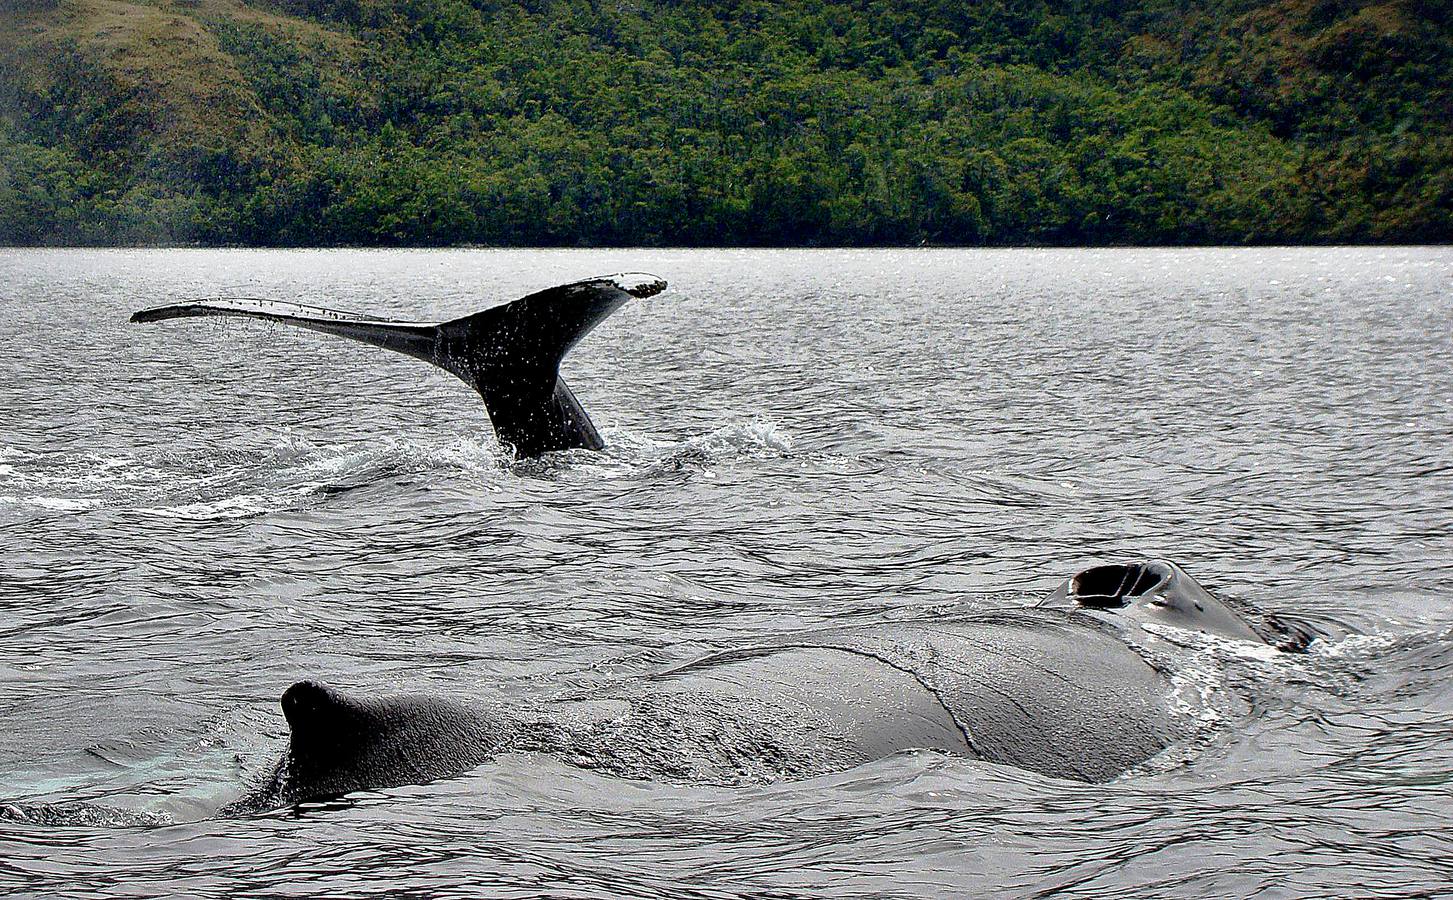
xmin=1 ymin=0 xmax=1449 ymax=245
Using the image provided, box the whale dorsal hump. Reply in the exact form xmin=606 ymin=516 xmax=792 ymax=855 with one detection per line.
xmin=281 ymin=680 xmax=372 ymax=751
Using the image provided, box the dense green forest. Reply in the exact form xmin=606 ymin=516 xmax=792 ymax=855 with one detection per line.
xmin=1 ymin=0 xmax=1449 ymax=245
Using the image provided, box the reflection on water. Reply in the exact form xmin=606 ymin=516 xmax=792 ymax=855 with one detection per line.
xmin=1 ymin=247 xmax=1451 ymax=896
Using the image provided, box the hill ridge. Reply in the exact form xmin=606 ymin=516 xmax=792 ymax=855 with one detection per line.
xmin=1 ymin=0 xmax=1448 ymax=245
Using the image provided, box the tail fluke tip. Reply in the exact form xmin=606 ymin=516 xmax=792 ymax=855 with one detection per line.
xmin=610 ymin=273 xmax=667 ymax=299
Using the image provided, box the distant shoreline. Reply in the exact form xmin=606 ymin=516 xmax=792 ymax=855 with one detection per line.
xmin=6 ymin=0 xmax=1449 ymax=250
xmin=2 ymin=242 xmax=1449 ymax=251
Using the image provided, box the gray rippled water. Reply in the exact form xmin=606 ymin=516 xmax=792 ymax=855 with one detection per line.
xmin=1 ymin=247 xmax=1451 ymax=897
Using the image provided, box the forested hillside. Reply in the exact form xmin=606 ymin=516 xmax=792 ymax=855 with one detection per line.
xmin=1 ymin=0 xmax=1449 ymax=245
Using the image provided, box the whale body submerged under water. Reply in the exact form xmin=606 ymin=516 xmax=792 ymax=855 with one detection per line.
xmin=122 ymin=284 xmax=1317 ymax=812
xmin=229 ymin=560 xmax=1313 ymax=812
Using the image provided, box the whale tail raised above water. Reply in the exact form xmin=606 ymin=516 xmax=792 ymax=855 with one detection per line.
xmin=130 ymin=273 xmax=668 ymax=458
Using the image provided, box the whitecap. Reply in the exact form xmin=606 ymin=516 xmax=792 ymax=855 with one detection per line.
xmin=0 ymin=495 xmax=105 ymax=512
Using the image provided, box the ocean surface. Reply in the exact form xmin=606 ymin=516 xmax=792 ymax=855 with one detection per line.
xmin=1 ymin=247 xmax=1450 ymax=898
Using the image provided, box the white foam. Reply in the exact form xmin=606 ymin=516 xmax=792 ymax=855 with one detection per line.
xmin=0 ymin=495 xmax=104 ymax=512
xmin=1163 ymin=654 xmax=1227 ymax=729
xmin=433 ymin=437 xmax=510 ymax=473
xmin=696 ymin=419 xmax=794 ymax=454
xmin=140 ymin=495 xmax=274 ymax=520
xmin=1313 ymin=631 xmax=1404 ymax=659
xmin=139 ymin=482 xmax=321 ymax=520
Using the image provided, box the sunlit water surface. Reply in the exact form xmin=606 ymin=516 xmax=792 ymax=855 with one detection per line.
xmin=1 ymin=247 xmax=1450 ymax=897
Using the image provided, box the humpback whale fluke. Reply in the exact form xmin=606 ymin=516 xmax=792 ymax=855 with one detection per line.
xmin=130 ymin=274 xmax=668 ymax=458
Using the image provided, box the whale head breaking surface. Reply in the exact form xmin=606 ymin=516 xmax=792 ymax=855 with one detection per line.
xmin=1041 ymin=559 xmax=1317 ymax=651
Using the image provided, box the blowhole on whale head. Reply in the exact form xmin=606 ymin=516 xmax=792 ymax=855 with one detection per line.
xmin=1043 ymin=559 xmax=1314 ymax=651
xmin=1063 ymin=561 xmax=1175 ymax=610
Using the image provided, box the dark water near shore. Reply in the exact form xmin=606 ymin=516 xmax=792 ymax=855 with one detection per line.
xmin=1 ymin=247 xmax=1451 ymax=897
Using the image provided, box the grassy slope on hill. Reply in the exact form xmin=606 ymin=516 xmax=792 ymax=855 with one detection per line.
xmin=0 ymin=0 xmax=1448 ymax=245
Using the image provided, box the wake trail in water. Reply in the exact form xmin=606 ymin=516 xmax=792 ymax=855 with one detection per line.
xmin=1 ymin=418 xmax=811 ymax=523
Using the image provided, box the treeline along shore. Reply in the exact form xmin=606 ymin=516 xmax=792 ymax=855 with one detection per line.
xmin=1 ymin=0 xmax=1449 ymax=246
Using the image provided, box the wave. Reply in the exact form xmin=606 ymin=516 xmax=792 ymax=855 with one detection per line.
xmin=0 ymin=801 xmax=173 ymax=829
xmin=0 ymin=431 xmax=509 ymax=521
xmin=0 ymin=419 xmax=804 ymax=522
xmin=607 ymin=418 xmax=794 ymax=465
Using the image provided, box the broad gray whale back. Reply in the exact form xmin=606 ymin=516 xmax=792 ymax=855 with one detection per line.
xmin=762 ymin=612 xmax=1179 ymax=782
xmin=130 ymin=274 xmax=667 ymax=458
xmin=246 ymin=560 xmax=1304 ymax=809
